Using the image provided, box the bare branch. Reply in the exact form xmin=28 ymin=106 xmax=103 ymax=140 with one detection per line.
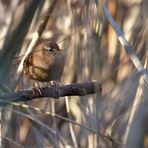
xmin=103 ymin=6 xmax=148 ymax=85
xmin=0 ymin=82 xmax=102 ymax=103
xmin=17 ymin=0 xmax=58 ymax=75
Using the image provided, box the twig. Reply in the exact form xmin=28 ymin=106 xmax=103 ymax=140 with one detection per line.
xmin=12 ymin=102 xmax=99 ymax=133
xmin=103 ymin=6 xmax=148 ymax=85
xmin=38 ymin=0 xmax=58 ymax=36
xmin=5 ymin=108 xmax=59 ymax=147
xmin=17 ymin=0 xmax=58 ymax=74
xmin=1 ymin=136 xmax=25 ymax=148
xmin=11 ymin=102 xmax=124 ymax=146
xmin=0 ymin=82 xmax=102 ymax=103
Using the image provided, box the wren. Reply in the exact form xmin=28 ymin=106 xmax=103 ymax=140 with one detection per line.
xmin=23 ymin=41 xmax=65 ymax=82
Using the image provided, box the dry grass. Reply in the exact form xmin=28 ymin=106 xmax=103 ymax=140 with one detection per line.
xmin=0 ymin=0 xmax=147 ymax=147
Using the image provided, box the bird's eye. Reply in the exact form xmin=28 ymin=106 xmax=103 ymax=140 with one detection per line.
xmin=49 ymin=48 xmax=53 ymax=51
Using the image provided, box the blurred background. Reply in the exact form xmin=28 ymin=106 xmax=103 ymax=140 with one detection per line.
xmin=0 ymin=0 xmax=147 ymax=147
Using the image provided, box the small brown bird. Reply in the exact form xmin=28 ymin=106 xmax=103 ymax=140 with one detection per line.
xmin=23 ymin=41 xmax=65 ymax=82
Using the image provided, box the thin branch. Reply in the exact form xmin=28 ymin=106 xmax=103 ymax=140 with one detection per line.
xmin=17 ymin=0 xmax=58 ymax=74
xmin=2 ymin=136 xmax=25 ymax=148
xmin=0 ymin=0 xmax=40 ymax=85
xmin=0 ymin=82 xmax=102 ymax=103
xmin=4 ymin=108 xmax=59 ymax=147
xmin=103 ymin=6 xmax=148 ymax=85
xmin=6 ymin=105 xmax=119 ymax=146
xmin=11 ymin=102 xmax=124 ymax=146
xmin=12 ymin=102 xmax=99 ymax=133
xmin=38 ymin=0 xmax=58 ymax=36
